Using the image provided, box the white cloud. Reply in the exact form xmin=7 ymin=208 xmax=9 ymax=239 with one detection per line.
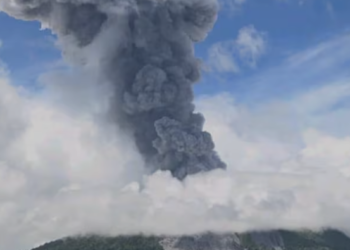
xmin=236 ymin=25 xmax=267 ymax=68
xmin=286 ymin=34 xmax=350 ymax=69
xmin=0 ymin=63 xmax=146 ymax=249
xmin=233 ymin=32 xmax=350 ymax=110
xmin=207 ymin=41 xmax=240 ymax=73
xmin=207 ymin=25 xmax=266 ymax=73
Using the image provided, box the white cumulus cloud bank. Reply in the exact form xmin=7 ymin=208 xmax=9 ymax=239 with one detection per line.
xmin=1 ymin=38 xmax=350 ymax=249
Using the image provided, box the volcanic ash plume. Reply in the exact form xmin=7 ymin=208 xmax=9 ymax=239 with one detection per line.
xmin=0 ymin=0 xmax=226 ymax=180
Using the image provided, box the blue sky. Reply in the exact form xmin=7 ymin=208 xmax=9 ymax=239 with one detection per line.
xmin=0 ymin=0 xmax=350 ymax=103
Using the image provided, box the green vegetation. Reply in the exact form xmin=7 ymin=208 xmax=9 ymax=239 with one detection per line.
xmin=31 ymin=229 xmax=350 ymax=250
xmin=279 ymin=229 xmax=350 ymax=250
xmin=239 ymin=233 xmax=272 ymax=250
xmin=32 ymin=235 xmax=163 ymax=250
xmin=240 ymin=233 xmax=260 ymax=250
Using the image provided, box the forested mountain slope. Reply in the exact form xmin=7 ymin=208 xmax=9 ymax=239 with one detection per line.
xmin=32 ymin=229 xmax=350 ymax=250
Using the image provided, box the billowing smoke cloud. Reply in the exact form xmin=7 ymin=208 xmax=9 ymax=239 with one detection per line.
xmin=0 ymin=0 xmax=226 ymax=180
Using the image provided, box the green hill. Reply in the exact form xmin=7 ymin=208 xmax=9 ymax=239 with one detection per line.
xmin=31 ymin=229 xmax=350 ymax=250
xmin=33 ymin=235 xmax=163 ymax=250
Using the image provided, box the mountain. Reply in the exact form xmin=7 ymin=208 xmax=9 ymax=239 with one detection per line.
xmin=32 ymin=229 xmax=350 ymax=250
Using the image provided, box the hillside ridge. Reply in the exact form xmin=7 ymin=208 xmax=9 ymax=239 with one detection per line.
xmin=32 ymin=229 xmax=350 ymax=250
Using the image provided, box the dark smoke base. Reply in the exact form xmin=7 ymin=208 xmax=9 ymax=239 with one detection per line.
xmin=1 ymin=0 xmax=226 ymax=180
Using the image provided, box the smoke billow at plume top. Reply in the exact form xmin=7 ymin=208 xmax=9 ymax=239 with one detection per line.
xmin=0 ymin=0 xmax=226 ymax=180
